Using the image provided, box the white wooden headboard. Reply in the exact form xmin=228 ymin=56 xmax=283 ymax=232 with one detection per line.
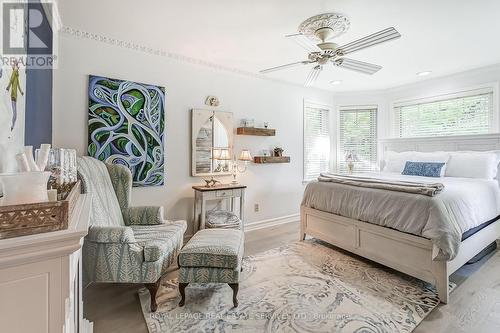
xmin=379 ymin=133 xmax=500 ymax=169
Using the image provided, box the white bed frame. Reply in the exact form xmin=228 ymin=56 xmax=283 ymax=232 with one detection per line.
xmin=300 ymin=133 xmax=500 ymax=303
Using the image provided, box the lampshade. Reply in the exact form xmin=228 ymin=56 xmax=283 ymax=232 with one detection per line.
xmin=216 ymin=149 xmax=231 ymax=160
xmin=239 ymin=149 xmax=253 ymax=162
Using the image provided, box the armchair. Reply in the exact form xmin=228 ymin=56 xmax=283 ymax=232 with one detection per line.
xmin=78 ymin=157 xmax=186 ymax=312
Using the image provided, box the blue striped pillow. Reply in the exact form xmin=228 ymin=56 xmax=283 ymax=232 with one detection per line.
xmin=402 ymin=161 xmax=445 ymax=177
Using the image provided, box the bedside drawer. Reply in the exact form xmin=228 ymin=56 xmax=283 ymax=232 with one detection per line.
xmin=216 ymin=190 xmax=233 ymax=197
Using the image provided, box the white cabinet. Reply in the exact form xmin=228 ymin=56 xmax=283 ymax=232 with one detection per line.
xmin=0 ymin=194 xmax=93 ymax=333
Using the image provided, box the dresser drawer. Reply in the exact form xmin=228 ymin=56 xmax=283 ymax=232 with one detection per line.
xmin=216 ymin=189 xmax=233 ymax=197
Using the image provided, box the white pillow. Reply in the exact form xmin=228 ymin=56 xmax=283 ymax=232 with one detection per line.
xmin=445 ymin=152 xmax=500 ymax=179
xmin=383 ymin=151 xmax=450 ymax=176
xmin=383 ymin=151 xmax=416 ymax=173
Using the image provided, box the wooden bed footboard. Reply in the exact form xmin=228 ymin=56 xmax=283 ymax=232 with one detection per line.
xmin=300 ymin=206 xmax=500 ymax=304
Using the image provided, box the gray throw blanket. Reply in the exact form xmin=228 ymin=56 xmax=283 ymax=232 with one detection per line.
xmin=318 ymin=173 xmax=445 ymax=197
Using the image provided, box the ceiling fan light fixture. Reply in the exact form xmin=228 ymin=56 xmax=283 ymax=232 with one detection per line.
xmin=416 ymin=70 xmax=432 ymax=77
xmin=317 ymin=42 xmax=338 ymax=51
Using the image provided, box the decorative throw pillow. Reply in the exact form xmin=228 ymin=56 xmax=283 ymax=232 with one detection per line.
xmin=402 ymin=161 xmax=446 ymax=177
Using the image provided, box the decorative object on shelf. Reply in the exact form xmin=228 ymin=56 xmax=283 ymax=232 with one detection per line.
xmin=231 ymin=149 xmax=252 ymax=184
xmin=15 ymin=144 xmax=51 ymax=172
xmin=36 ymin=144 xmax=51 ymax=171
xmin=254 ymin=156 xmax=290 ymax=164
xmin=264 ymin=122 xmax=269 ymax=129
xmin=236 ymin=127 xmax=276 ymax=136
xmin=47 ymin=189 xmax=58 ymax=202
xmin=88 ymin=75 xmax=165 ymax=187
xmin=241 ymin=119 xmax=255 ymax=128
xmin=273 ymin=147 xmax=284 ymax=157
xmin=0 ymin=171 xmax=51 ymax=205
xmin=345 ymin=150 xmax=359 ymax=174
xmin=205 ymin=95 xmax=220 ymax=107
xmin=203 ymin=177 xmax=221 ymax=188
xmin=192 ymin=109 xmax=233 ymax=176
xmin=0 ymin=181 xmax=81 ymax=239
xmin=46 ymin=148 xmax=78 ymax=200
xmin=0 ymin=143 xmax=58 ymax=206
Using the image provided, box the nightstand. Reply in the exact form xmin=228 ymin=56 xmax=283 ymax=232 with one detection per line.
xmin=192 ymin=184 xmax=246 ymax=231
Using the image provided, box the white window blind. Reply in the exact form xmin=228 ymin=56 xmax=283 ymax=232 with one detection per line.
xmin=304 ymin=105 xmax=330 ymax=181
xmin=395 ymin=90 xmax=494 ymax=138
xmin=338 ymin=106 xmax=377 ymax=173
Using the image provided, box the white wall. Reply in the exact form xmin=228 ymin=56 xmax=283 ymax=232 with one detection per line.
xmin=53 ymin=34 xmax=333 ymax=235
xmin=332 ymin=64 xmax=500 ymax=165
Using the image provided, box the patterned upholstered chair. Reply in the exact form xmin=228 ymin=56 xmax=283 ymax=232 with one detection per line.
xmin=78 ymin=156 xmax=187 ymax=312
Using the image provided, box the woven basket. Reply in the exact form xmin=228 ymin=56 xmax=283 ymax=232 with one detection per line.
xmin=0 ymin=181 xmax=81 ymax=240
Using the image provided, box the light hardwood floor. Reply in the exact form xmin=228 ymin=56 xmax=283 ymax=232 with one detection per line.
xmin=83 ymin=222 xmax=500 ymax=333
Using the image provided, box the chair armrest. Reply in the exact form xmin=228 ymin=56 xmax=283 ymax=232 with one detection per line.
xmin=123 ymin=206 xmax=164 ymax=226
xmin=86 ymin=226 xmax=135 ymax=243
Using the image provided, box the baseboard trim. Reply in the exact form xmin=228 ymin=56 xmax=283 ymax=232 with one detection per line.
xmin=244 ymin=213 xmax=300 ymax=232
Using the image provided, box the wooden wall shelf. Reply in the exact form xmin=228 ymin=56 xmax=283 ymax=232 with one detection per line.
xmin=237 ymin=127 xmax=276 ymax=136
xmin=253 ymin=156 xmax=290 ymax=164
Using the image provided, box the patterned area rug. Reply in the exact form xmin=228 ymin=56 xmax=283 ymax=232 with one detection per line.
xmin=139 ymin=240 xmax=442 ymax=333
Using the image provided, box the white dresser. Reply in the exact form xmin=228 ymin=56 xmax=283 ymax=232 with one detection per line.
xmin=0 ymin=194 xmax=93 ymax=333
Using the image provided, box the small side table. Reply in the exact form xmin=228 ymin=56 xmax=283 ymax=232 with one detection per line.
xmin=192 ymin=184 xmax=246 ymax=232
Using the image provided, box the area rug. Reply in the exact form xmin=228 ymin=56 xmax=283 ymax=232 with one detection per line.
xmin=139 ymin=239 xmax=443 ymax=333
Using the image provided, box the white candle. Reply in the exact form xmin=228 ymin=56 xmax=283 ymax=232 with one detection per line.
xmin=47 ymin=189 xmax=58 ymax=202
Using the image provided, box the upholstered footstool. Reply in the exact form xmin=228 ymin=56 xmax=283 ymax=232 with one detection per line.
xmin=178 ymin=229 xmax=244 ymax=307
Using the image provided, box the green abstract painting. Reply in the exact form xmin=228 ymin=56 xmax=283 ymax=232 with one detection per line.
xmin=88 ymin=75 xmax=165 ymax=186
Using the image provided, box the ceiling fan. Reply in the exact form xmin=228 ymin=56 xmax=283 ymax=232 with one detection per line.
xmin=260 ymin=13 xmax=401 ymax=86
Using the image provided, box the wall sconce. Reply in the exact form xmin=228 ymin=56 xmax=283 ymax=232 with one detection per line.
xmin=231 ymin=149 xmax=252 ymax=184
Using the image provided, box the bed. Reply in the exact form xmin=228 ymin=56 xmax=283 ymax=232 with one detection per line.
xmin=300 ymin=134 xmax=500 ymax=303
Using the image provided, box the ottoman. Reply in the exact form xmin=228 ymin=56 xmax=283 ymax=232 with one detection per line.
xmin=178 ymin=229 xmax=244 ymax=307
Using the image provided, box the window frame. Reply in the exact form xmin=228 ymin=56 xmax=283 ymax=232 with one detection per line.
xmin=303 ymin=100 xmax=334 ymax=182
xmin=336 ymin=105 xmax=378 ymax=173
xmin=390 ymin=83 xmax=499 ymax=138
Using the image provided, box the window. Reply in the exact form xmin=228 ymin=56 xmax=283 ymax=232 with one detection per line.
xmin=303 ymin=103 xmax=331 ymax=181
xmin=338 ymin=106 xmax=377 ymax=173
xmin=394 ymin=88 xmax=494 ymax=138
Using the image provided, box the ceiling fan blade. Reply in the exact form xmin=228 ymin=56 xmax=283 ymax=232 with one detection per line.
xmin=334 ymin=58 xmax=382 ymax=75
xmin=285 ymin=33 xmax=322 ymax=53
xmin=336 ymin=27 xmax=401 ymax=56
xmin=304 ymin=65 xmax=322 ymax=87
xmin=260 ymin=60 xmax=311 ymax=74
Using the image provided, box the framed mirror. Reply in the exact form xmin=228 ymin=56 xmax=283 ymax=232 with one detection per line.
xmin=191 ymin=109 xmax=233 ymax=176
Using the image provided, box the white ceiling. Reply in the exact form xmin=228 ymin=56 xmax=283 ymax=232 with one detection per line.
xmin=58 ymin=0 xmax=500 ymax=92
